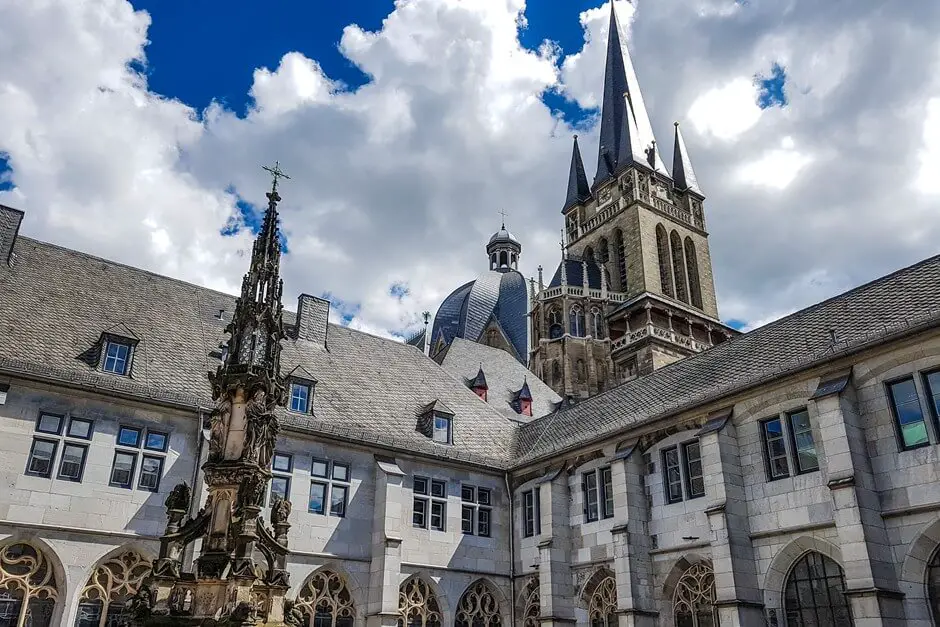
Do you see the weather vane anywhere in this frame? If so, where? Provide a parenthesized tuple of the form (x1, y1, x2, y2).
(262, 161, 291, 194)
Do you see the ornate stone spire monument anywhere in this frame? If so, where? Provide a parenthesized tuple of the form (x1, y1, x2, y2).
(136, 164, 295, 626)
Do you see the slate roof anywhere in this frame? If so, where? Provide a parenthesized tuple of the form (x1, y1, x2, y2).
(0, 236, 520, 468)
(515, 254, 940, 464)
(440, 338, 561, 422)
(548, 257, 603, 289)
(563, 136, 591, 212)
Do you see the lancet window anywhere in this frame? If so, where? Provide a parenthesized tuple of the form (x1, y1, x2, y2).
(784, 552, 853, 626)
(455, 580, 501, 627)
(613, 229, 627, 292)
(548, 308, 563, 339)
(294, 570, 355, 627)
(673, 562, 717, 627)
(0, 542, 58, 627)
(656, 225, 674, 298)
(591, 307, 604, 339)
(670, 230, 689, 304)
(521, 578, 539, 627)
(569, 306, 585, 338)
(684, 237, 703, 309)
(398, 578, 442, 627)
(75, 550, 152, 627)
(586, 573, 617, 627)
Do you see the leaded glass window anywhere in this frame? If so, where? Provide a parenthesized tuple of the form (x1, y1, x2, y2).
(397, 578, 441, 627)
(455, 581, 501, 627)
(0, 543, 59, 627)
(75, 551, 151, 627)
(673, 562, 716, 627)
(783, 552, 853, 627)
(294, 570, 355, 627)
(587, 574, 616, 627)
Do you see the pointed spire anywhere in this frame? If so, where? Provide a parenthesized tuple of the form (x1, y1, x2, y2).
(672, 122, 704, 196)
(563, 135, 591, 212)
(470, 365, 488, 390)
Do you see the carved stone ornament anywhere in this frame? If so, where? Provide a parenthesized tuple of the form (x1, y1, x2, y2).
(164, 481, 191, 513)
(271, 495, 292, 528)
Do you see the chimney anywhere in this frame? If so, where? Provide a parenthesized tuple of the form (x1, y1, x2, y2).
(0, 204, 25, 268)
(296, 294, 330, 346)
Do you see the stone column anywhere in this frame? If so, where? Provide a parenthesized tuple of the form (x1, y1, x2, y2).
(810, 375, 905, 626)
(610, 448, 656, 627)
(538, 475, 575, 627)
(698, 414, 763, 626)
(367, 458, 405, 627)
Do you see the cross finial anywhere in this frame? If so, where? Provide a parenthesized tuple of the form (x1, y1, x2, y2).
(498, 208, 508, 229)
(262, 161, 291, 194)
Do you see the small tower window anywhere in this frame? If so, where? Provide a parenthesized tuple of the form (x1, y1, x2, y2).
(569, 306, 585, 337)
(548, 308, 563, 339)
(499, 251, 508, 268)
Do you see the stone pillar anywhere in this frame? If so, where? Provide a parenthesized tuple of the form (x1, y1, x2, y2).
(698, 414, 763, 626)
(610, 448, 656, 627)
(586, 340, 597, 397)
(538, 476, 575, 627)
(810, 376, 905, 626)
(367, 458, 405, 627)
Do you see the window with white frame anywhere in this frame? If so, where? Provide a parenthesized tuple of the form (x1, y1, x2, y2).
(413, 476, 447, 531)
(522, 487, 541, 537)
(288, 380, 313, 414)
(460, 485, 492, 537)
(102, 338, 134, 375)
(662, 440, 705, 504)
(24, 413, 94, 482)
(270, 452, 293, 505)
(432, 415, 451, 444)
(109, 425, 169, 491)
(583, 466, 614, 522)
(308, 457, 350, 517)
(760, 409, 820, 480)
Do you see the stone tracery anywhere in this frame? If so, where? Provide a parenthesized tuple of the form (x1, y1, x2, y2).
(455, 580, 501, 627)
(672, 562, 716, 627)
(77, 550, 152, 627)
(398, 578, 442, 627)
(586, 573, 617, 627)
(294, 570, 355, 627)
(0, 542, 58, 627)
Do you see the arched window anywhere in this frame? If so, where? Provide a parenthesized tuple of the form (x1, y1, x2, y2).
(597, 238, 610, 264)
(656, 225, 674, 298)
(398, 578, 442, 627)
(670, 230, 689, 304)
(455, 580, 501, 627)
(521, 578, 539, 627)
(684, 238, 702, 309)
(673, 562, 716, 627)
(490, 254, 497, 270)
(548, 308, 563, 339)
(590, 307, 604, 339)
(569, 306, 585, 337)
(784, 552, 853, 626)
(551, 361, 562, 387)
(76, 550, 151, 627)
(295, 570, 355, 627)
(575, 359, 586, 383)
(0, 542, 58, 627)
(584, 247, 595, 264)
(586, 574, 617, 627)
(499, 251, 508, 268)
(613, 229, 627, 292)
(928, 546, 940, 624)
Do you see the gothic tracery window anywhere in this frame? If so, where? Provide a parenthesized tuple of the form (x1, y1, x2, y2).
(398, 578, 441, 627)
(590, 307, 604, 339)
(673, 562, 717, 627)
(784, 552, 853, 627)
(928, 546, 940, 624)
(656, 225, 674, 298)
(455, 580, 501, 627)
(76, 550, 152, 627)
(684, 237, 703, 310)
(569, 306, 585, 338)
(0, 542, 58, 627)
(521, 578, 539, 627)
(587, 574, 617, 627)
(548, 308, 563, 340)
(613, 229, 627, 293)
(295, 570, 355, 627)
(670, 230, 689, 304)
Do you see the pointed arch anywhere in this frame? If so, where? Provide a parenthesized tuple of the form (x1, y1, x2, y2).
(672, 562, 716, 627)
(579, 568, 617, 627)
(398, 576, 443, 627)
(597, 237, 610, 264)
(684, 237, 702, 309)
(519, 577, 539, 627)
(569, 305, 585, 337)
(455, 579, 502, 627)
(900, 517, 940, 625)
(584, 247, 595, 264)
(551, 361, 562, 388)
(783, 552, 853, 626)
(590, 306, 604, 339)
(0, 540, 61, 627)
(670, 230, 688, 303)
(75, 547, 153, 627)
(656, 225, 674, 298)
(763, 536, 844, 613)
(294, 568, 357, 627)
(547, 308, 563, 339)
(613, 229, 627, 292)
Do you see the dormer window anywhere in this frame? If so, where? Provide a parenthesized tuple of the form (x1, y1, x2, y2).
(433, 415, 451, 444)
(103, 340, 131, 375)
(289, 381, 312, 414)
(416, 400, 454, 445)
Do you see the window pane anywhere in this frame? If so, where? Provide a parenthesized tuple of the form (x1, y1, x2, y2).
(663, 447, 683, 502)
(270, 476, 290, 505)
(118, 427, 141, 447)
(478, 508, 491, 537)
(763, 419, 789, 478)
(903, 421, 929, 448)
(58, 443, 86, 481)
(683, 441, 705, 498)
(308, 482, 326, 514)
(523, 490, 535, 537)
(110, 452, 136, 487)
(890, 379, 928, 448)
(330, 485, 348, 517)
(584, 471, 599, 521)
(926, 371, 940, 418)
(290, 383, 309, 413)
(144, 431, 168, 451)
(27, 439, 57, 477)
(432, 416, 450, 443)
(413, 498, 427, 528)
(272, 453, 292, 473)
(311, 459, 329, 478)
(104, 342, 130, 374)
(462, 485, 475, 502)
(66, 417, 93, 439)
(139, 456, 163, 491)
(332, 463, 349, 482)
(430, 500, 445, 531)
(461, 505, 474, 534)
(431, 479, 446, 498)
(37, 414, 62, 434)
(477, 488, 491, 506)
(601, 467, 614, 518)
(414, 476, 428, 495)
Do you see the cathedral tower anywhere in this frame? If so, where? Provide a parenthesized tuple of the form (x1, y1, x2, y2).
(530, 3, 736, 399)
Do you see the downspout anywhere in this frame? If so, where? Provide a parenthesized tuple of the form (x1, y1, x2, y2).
(504, 471, 516, 627)
(182, 412, 208, 569)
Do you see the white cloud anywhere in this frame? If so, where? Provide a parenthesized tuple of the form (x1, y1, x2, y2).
(735, 136, 812, 190)
(687, 77, 763, 141)
(918, 98, 940, 194)
(249, 52, 337, 118)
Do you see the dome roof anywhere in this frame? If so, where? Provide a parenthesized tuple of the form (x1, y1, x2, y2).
(488, 226, 519, 246)
(431, 269, 528, 363)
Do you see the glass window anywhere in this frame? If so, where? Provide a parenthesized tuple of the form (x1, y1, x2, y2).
(924, 370, 940, 423)
(432, 415, 451, 444)
(414, 476, 428, 495)
(477, 508, 491, 537)
(57, 443, 87, 481)
(477, 488, 491, 506)
(600, 467, 614, 519)
(461, 485, 475, 502)
(289, 382, 310, 413)
(26, 439, 58, 477)
(332, 463, 349, 482)
(103, 341, 131, 375)
(330, 485, 348, 517)
(523, 488, 540, 537)
(311, 458, 329, 478)
(888, 378, 929, 449)
(413, 498, 427, 528)
(67, 417, 93, 440)
(271, 476, 290, 505)
(110, 451, 137, 488)
(461, 505, 474, 534)
(308, 482, 327, 515)
(784, 552, 854, 626)
(663, 446, 683, 503)
(761, 418, 790, 479)
(272, 453, 292, 473)
(788, 410, 819, 473)
(430, 500, 445, 531)
(36, 413, 62, 435)
(430, 479, 446, 498)
(117, 426, 141, 448)
(683, 441, 705, 498)
(144, 431, 168, 452)
(138, 456, 163, 492)
(583, 471, 599, 522)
